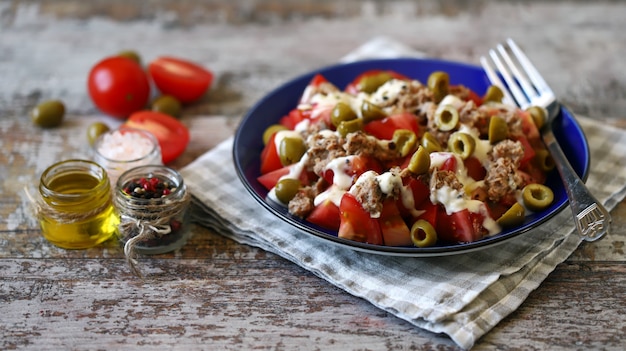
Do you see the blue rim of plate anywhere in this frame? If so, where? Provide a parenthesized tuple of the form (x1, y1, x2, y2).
(233, 58, 590, 257)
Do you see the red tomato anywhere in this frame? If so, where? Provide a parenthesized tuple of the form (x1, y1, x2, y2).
(257, 166, 291, 190)
(440, 155, 458, 172)
(378, 199, 411, 246)
(88, 56, 150, 118)
(309, 73, 329, 87)
(279, 109, 308, 130)
(321, 155, 383, 185)
(363, 113, 420, 140)
(463, 156, 487, 180)
(307, 199, 341, 231)
(259, 133, 283, 175)
(436, 208, 485, 243)
(148, 57, 213, 103)
(397, 177, 430, 218)
(338, 193, 383, 245)
(465, 88, 483, 106)
(345, 70, 410, 95)
(512, 135, 537, 168)
(416, 201, 438, 228)
(123, 111, 190, 164)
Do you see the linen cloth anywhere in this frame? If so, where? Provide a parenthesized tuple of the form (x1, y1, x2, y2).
(180, 37, 626, 349)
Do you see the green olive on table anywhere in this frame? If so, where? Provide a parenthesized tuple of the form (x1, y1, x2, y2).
(482, 85, 504, 103)
(274, 178, 301, 203)
(262, 124, 288, 145)
(358, 72, 393, 93)
(337, 118, 363, 137)
(427, 71, 449, 103)
(488, 115, 508, 144)
(151, 95, 182, 118)
(522, 183, 554, 212)
(497, 202, 525, 228)
(407, 146, 430, 175)
(331, 102, 357, 127)
(421, 132, 443, 154)
(448, 132, 476, 160)
(31, 100, 65, 128)
(361, 100, 386, 123)
(117, 50, 142, 65)
(278, 137, 306, 166)
(410, 219, 438, 247)
(87, 122, 110, 146)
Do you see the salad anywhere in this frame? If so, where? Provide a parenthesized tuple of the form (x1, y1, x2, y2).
(257, 69, 555, 247)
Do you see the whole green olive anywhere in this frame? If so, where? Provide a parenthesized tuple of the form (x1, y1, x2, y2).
(360, 100, 386, 123)
(392, 129, 417, 157)
(434, 105, 459, 132)
(337, 118, 363, 137)
(278, 137, 306, 166)
(410, 219, 438, 247)
(151, 95, 182, 118)
(496, 202, 525, 228)
(87, 122, 110, 146)
(31, 100, 65, 128)
(522, 183, 554, 212)
(358, 72, 393, 93)
(262, 124, 288, 145)
(448, 132, 476, 160)
(117, 50, 142, 65)
(427, 71, 449, 103)
(526, 106, 547, 130)
(407, 146, 430, 175)
(331, 102, 357, 127)
(482, 85, 504, 103)
(421, 132, 443, 154)
(488, 115, 508, 144)
(274, 178, 301, 204)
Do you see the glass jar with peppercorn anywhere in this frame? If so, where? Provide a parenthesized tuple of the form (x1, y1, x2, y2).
(113, 165, 192, 269)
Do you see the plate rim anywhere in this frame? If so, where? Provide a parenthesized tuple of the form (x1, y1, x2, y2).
(232, 57, 591, 257)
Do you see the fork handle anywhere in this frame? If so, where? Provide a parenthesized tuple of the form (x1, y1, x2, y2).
(542, 128, 611, 242)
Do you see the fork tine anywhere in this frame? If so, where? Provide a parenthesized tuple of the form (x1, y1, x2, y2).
(506, 38, 554, 95)
(496, 43, 539, 101)
(479, 56, 514, 106)
(488, 47, 530, 108)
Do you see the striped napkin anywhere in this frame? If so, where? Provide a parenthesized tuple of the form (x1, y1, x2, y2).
(180, 38, 626, 349)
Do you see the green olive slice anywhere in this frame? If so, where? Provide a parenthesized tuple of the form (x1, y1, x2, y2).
(534, 149, 555, 172)
(278, 137, 306, 166)
(262, 124, 288, 145)
(274, 178, 301, 204)
(434, 105, 459, 132)
(448, 132, 476, 160)
(482, 85, 504, 103)
(427, 71, 449, 103)
(526, 106, 547, 130)
(31, 100, 65, 128)
(421, 132, 443, 154)
(151, 95, 182, 118)
(488, 116, 508, 144)
(337, 119, 364, 137)
(407, 146, 430, 175)
(496, 202, 526, 228)
(392, 129, 417, 157)
(410, 219, 438, 247)
(358, 72, 393, 93)
(87, 122, 110, 146)
(331, 102, 357, 127)
(522, 183, 554, 211)
(361, 100, 387, 123)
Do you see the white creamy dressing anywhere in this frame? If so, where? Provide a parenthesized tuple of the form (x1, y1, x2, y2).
(367, 79, 408, 105)
(457, 123, 492, 168)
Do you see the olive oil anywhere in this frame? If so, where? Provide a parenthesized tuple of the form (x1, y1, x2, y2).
(39, 160, 119, 249)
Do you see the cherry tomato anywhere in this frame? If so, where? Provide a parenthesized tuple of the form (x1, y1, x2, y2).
(123, 111, 190, 164)
(148, 57, 213, 103)
(87, 56, 150, 119)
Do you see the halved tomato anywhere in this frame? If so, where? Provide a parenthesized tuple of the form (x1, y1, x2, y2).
(148, 56, 213, 103)
(123, 111, 190, 164)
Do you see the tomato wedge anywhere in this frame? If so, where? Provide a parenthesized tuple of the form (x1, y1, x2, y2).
(378, 199, 411, 246)
(363, 113, 420, 141)
(148, 57, 213, 103)
(307, 199, 341, 231)
(338, 193, 383, 245)
(123, 111, 190, 164)
(259, 133, 283, 175)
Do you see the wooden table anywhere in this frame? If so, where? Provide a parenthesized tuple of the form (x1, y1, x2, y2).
(2, 1, 625, 350)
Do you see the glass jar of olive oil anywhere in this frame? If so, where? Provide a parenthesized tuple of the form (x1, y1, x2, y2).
(38, 159, 119, 249)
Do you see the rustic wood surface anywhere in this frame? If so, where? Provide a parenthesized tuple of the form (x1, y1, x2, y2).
(2, 1, 625, 350)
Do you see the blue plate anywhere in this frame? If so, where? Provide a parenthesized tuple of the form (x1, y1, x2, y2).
(233, 58, 590, 256)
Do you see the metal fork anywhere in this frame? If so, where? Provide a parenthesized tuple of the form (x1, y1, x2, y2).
(480, 38, 610, 242)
